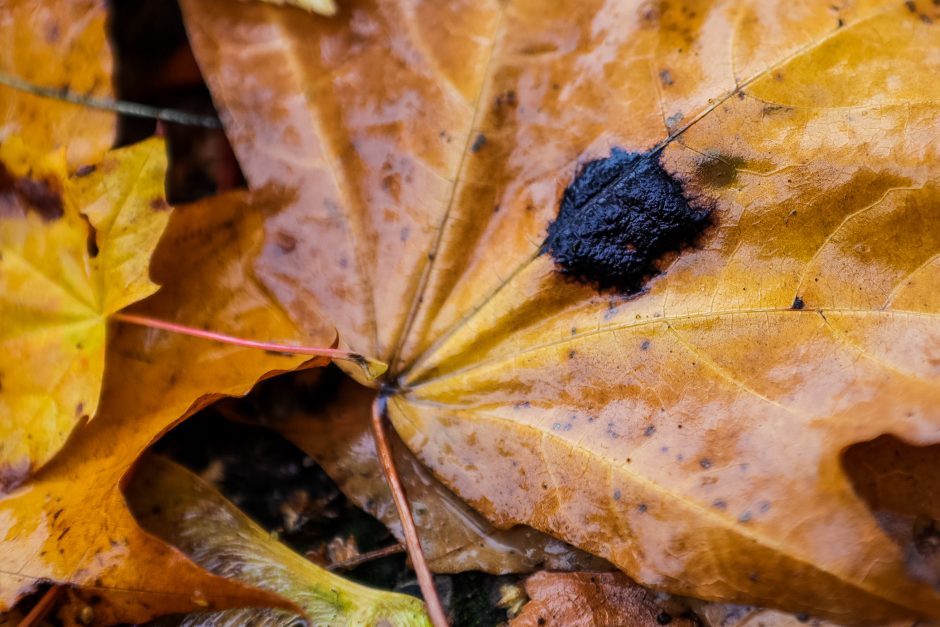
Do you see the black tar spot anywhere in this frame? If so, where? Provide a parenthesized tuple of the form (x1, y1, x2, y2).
(544, 148, 711, 293)
(791, 295, 805, 310)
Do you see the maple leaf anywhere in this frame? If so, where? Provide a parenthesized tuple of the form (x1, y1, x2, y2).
(0, 188, 336, 624)
(127, 454, 431, 626)
(181, 0, 940, 621)
(0, 137, 170, 489)
(0, 0, 115, 168)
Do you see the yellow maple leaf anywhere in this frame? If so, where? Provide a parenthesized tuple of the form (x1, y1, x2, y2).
(0, 137, 170, 489)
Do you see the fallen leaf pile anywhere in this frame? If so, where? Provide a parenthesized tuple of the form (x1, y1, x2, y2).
(2, 0, 940, 624)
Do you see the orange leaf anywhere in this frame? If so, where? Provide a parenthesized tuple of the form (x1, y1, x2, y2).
(181, 0, 940, 621)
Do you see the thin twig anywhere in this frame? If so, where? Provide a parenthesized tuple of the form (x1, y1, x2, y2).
(325, 543, 406, 571)
(371, 396, 449, 627)
(0, 71, 222, 128)
(112, 313, 373, 374)
(18, 585, 63, 627)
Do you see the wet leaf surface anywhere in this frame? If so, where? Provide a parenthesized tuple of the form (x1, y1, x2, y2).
(0, 188, 334, 622)
(180, 0, 940, 620)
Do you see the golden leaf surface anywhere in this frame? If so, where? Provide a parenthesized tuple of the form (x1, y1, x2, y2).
(181, 0, 940, 620)
(0, 188, 334, 623)
(0, 0, 116, 169)
(128, 454, 431, 627)
(0, 138, 170, 489)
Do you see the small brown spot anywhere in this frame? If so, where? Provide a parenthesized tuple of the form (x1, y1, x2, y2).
(697, 154, 745, 187)
(75, 164, 96, 177)
(275, 231, 297, 253)
(149, 198, 170, 211)
(699, 458, 712, 469)
(905, 0, 917, 12)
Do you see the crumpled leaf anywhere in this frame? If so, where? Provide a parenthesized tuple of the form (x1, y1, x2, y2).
(0, 188, 334, 624)
(0, 137, 170, 489)
(511, 571, 694, 627)
(181, 0, 940, 620)
(128, 454, 431, 627)
(267, 375, 609, 574)
(0, 0, 115, 168)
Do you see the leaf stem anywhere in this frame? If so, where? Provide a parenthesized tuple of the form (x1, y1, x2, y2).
(112, 312, 386, 379)
(325, 542, 406, 572)
(371, 396, 449, 627)
(0, 71, 222, 128)
(18, 585, 63, 627)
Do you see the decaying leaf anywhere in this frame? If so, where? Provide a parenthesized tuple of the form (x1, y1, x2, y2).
(129, 454, 431, 627)
(267, 375, 609, 574)
(181, 0, 940, 621)
(0, 0, 115, 168)
(0, 138, 170, 489)
(0, 188, 334, 624)
(511, 571, 694, 627)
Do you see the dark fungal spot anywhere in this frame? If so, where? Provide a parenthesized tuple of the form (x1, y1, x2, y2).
(791, 295, 805, 310)
(0, 163, 64, 221)
(699, 458, 712, 469)
(544, 148, 711, 293)
(656, 612, 673, 625)
(658, 69, 674, 86)
(470, 133, 487, 153)
(75, 164, 96, 177)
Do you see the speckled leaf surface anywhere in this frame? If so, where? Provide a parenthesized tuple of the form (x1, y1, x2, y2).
(272, 376, 608, 575)
(181, 0, 940, 620)
(0, 189, 334, 623)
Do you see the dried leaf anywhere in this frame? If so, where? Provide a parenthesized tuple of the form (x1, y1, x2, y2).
(511, 571, 694, 627)
(0, 0, 115, 168)
(128, 454, 431, 627)
(182, 0, 940, 620)
(0, 138, 170, 489)
(271, 376, 609, 574)
(0, 188, 334, 623)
